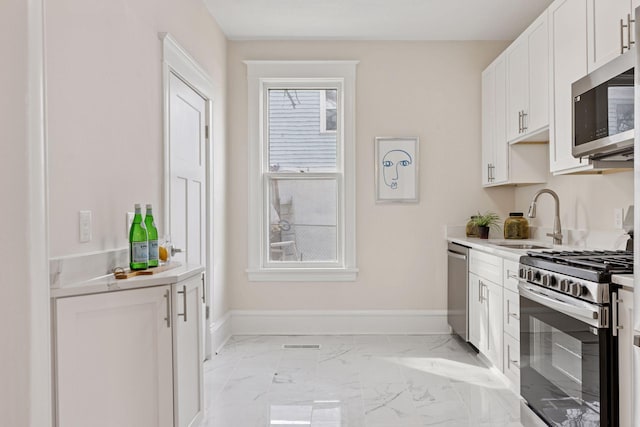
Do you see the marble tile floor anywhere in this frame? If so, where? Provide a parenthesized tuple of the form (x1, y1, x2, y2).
(198, 334, 524, 427)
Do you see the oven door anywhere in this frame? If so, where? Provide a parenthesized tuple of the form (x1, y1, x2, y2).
(518, 283, 617, 426)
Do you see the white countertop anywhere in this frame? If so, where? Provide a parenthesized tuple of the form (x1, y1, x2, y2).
(448, 236, 558, 261)
(51, 263, 205, 298)
(448, 236, 634, 290)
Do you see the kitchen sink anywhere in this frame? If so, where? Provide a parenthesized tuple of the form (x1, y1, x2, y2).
(494, 243, 551, 250)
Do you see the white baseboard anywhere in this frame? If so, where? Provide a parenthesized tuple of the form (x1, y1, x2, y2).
(210, 311, 232, 354)
(229, 309, 449, 335)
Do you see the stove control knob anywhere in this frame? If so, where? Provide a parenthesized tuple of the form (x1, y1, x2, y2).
(571, 283, 584, 297)
(560, 279, 570, 292)
(526, 270, 533, 281)
(542, 274, 550, 287)
(519, 268, 526, 279)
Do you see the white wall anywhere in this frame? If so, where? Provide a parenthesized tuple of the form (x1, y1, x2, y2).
(45, 0, 230, 319)
(1, 1, 32, 424)
(227, 40, 514, 311)
(514, 170, 634, 244)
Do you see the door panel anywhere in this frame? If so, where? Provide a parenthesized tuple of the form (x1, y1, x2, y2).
(168, 72, 206, 267)
(56, 286, 173, 427)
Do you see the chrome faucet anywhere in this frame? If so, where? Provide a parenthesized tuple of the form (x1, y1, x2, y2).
(527, 189, 563, 245)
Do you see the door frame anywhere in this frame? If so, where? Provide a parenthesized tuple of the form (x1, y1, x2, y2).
(161, 33, 215, 358)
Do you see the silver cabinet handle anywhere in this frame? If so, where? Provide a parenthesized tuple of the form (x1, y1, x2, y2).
(177, 285, 187, 322)
(628, 14, 635, 48)
(621, 18, 626, 54)
(163, 289, 171, 328)
(518, 111, 522, 133)
(201, 273, 206, 304)
(612, 292, 623, 337)
(478, 280, 483, 303)
(522, 111, 528, 132)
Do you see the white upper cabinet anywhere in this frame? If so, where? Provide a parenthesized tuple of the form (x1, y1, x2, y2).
(587, 0, 634, 73)
(482, 54, 509, 186)
(549, 0, 593, 174)
(506, 12, 550, 143)
(482, 54, 547, 187)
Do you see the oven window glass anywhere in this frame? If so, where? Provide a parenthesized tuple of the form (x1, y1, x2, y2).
(520, 295, 614, 426)
(530, 318, 584, 397)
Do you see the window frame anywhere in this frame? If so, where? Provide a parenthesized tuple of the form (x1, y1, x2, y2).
(245, 61, 359, 282)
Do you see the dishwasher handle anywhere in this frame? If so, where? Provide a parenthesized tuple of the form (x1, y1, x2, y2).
(447, 250, 467, 261)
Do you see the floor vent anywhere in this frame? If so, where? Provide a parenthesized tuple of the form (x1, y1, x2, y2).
(282, 344, 321, 349)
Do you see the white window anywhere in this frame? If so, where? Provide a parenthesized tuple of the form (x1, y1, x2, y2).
(246, 61, 358, 281)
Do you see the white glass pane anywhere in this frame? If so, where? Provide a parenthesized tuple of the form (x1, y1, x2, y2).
(268, 89, 338, 172)
(268, 179, 337, 263)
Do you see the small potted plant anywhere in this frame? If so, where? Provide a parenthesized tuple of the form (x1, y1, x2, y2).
(471, 211, 501, 239)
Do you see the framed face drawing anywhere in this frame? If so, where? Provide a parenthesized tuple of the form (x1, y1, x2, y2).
(374, 137, 419, 203)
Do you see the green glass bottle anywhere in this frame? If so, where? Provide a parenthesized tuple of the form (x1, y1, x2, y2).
(129, 204, 148, 270)
(144, 204, 159, 268)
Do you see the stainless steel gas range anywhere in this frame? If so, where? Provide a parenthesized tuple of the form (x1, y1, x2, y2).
(517, 250, 633, 426)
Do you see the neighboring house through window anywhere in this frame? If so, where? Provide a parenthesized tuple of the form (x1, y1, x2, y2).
(245, 61, 358, 281)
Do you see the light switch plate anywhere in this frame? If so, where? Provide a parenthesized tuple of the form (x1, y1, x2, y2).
(614, 208, 624, 229)
(79, 210, 92, 243)
(126, 212, 134, 238)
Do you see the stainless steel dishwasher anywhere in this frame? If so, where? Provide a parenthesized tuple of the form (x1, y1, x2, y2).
(447, 242, 469, 341)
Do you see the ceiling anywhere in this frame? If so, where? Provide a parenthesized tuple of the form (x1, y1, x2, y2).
(204, 0, 554, 41)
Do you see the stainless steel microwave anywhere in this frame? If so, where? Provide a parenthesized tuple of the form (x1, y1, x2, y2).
(572, 51, 634, 161)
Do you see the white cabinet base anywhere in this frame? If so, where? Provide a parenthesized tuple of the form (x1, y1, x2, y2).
(55, 286, 174, 427)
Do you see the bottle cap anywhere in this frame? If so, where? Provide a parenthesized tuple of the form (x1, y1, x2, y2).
(134, 203, 141, 209)
(146, 204, 152, 210)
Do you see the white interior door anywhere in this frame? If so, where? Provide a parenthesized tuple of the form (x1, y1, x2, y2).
(167, 70, 210, 358)
(168, 72, 206, 267)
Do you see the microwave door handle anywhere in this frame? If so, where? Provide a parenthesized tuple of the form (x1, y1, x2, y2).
(628, 14, 635, 48)
(518, 282, 601, 328)
(622, 17, 626, 54)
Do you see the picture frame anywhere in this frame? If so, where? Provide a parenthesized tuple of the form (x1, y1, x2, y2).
(374, 136, 419, 203)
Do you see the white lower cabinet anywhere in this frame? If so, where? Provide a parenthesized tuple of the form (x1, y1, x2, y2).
(173, 275, 205, 427)
(54, 274, 204, 427)
(616, 288, 633, 427)
(468, 249, 521, 392)
(468, 270, 503, 370)
(503, 332, 520, 392)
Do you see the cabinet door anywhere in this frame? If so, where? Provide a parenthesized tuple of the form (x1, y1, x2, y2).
(173, 275, 204, 427)
(493, 55, 509, 184)
(549, 0, 590, 174)
(482, 65, 495, 186)
(616, 289, 634, 427)
(507, 39, 528, 142)
(503, 332, 520, 392)
(503, 289, 520, 341)
(484, 280, 504, 371)
(56, 286, 174, 427)
(527, 13, 549, 134)
(468, 273, 483, 349)
(587, 0, 632, 73)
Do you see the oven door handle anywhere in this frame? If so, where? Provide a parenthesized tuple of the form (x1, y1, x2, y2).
(518, 282, 605, 328)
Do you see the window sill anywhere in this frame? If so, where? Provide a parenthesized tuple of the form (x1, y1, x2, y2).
(247, 267, 359, 282)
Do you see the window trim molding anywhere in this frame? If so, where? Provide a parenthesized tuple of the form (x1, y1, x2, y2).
(245, 60, 359, 282)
